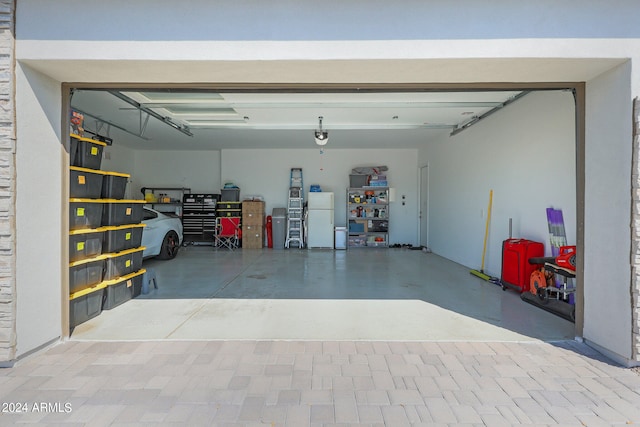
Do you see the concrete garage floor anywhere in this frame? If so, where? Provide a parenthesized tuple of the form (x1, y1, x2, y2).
(71, 247, 575, 342)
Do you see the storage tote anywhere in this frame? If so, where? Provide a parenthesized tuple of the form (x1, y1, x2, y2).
(69, 283, 106, 330)
(71, 135, 106, 169)
(70, 199, 104, 230)
(69, 256, 106, 294)
(102, 224, 145, 253)
(69, 227, 105, 262)
(70, 166, 104, 199)
(349, 174, 369, 188)
(102, 269, 146, 310)
(101, 200, 145, 226)
(103, 247, 145, 281)
(221, 188, 240, 201)
(101, 170, 130, 199)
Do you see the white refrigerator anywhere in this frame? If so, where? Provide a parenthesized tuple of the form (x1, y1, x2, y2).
(306, 192, 334, 248)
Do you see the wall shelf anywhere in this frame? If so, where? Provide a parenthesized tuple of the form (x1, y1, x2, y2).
(347, 187, 389, 248)
(140, 187, 191, 216)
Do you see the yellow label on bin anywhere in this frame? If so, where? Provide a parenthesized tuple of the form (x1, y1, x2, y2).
(78, 175, 86, 185)
(125, 259, 131, 268)
(126, 207, 132, 215)
(126, 279, 132, 288)
(125, 232, 131, 240)
(77, 242, 85, 251)
(77, 207, 85, 217)
(91, 147, 98, 156)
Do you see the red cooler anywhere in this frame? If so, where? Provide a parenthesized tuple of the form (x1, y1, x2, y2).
(501, 239, 544, 293)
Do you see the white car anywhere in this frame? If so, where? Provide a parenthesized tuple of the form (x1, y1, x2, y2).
(141, 207, 183, 259)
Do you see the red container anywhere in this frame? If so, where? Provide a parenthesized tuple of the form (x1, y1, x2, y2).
(501, 238, 544, 293)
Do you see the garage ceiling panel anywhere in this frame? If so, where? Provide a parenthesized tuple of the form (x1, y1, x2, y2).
(70, 88, 532, 149)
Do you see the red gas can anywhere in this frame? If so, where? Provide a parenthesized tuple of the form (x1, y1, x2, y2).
(501, 238, 544, 293)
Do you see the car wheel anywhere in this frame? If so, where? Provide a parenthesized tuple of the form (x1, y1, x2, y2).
(157, 231, 180, 260)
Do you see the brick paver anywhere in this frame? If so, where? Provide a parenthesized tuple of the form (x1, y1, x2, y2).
(0, 340, 638, 425)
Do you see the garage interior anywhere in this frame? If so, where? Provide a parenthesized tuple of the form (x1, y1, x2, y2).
(66, 86, 578, 342)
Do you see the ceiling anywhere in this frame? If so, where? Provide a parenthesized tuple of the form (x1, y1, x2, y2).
(70, 88, 533, 150)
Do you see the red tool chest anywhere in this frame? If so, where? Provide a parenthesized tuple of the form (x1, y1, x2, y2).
(501, 239, 544, 293)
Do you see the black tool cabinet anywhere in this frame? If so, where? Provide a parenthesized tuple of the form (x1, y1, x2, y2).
(182, 193, 219, 244)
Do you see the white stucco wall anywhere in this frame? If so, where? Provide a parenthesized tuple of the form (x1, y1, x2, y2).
(105, 146, 419, 244)
(131, 150, 222, 197)
(13, 1, 636, 87)
(14, 0, 640, 42)
(418, 90, 576, 278)
(221, 149, 419, 246)
(583, 62, 633, 360)
(15, 64, 63, 356)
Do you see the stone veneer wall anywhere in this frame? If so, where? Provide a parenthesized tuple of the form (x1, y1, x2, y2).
(0, 0, 14, 363)
(634, 98, 640, 362)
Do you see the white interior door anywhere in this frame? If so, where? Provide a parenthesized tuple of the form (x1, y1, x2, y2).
(420, 165, 429, 247)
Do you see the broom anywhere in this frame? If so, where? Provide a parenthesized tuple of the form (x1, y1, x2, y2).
(470, 189, 493, 281)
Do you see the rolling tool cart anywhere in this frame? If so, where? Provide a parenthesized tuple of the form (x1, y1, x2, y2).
(182, 193, 218, 244)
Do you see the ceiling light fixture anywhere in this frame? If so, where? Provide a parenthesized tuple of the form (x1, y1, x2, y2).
(314, 116, 328, 146)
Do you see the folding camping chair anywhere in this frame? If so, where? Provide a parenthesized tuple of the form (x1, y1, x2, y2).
(214, 216, 240, 250)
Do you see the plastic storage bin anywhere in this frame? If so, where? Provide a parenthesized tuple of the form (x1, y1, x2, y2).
(69, 283, 106, 330)
(348, 235, 367, 247)
(217, 201, 242, 217)
(349, 222, 366, 232)
(367, 235, 388, 247)
(103, 247, 145, 281)
(72, 135, 106, 169)
(102, 269, 146, 310)
(221, 188, 240, 201)
(70, 199, 104, 230)
(131, 269, 145, 298)
(101, 171, 130, 199)
(349, 174, 369, 188)
(102, 224, 145, 253)
(70, 166, 104, 199)
(69, 134, 80, 166)
(368, 220, 388, 232)
(69, 256, 106, 294)
(69, 227, 105, 262)
(101, 200, 145, 226)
